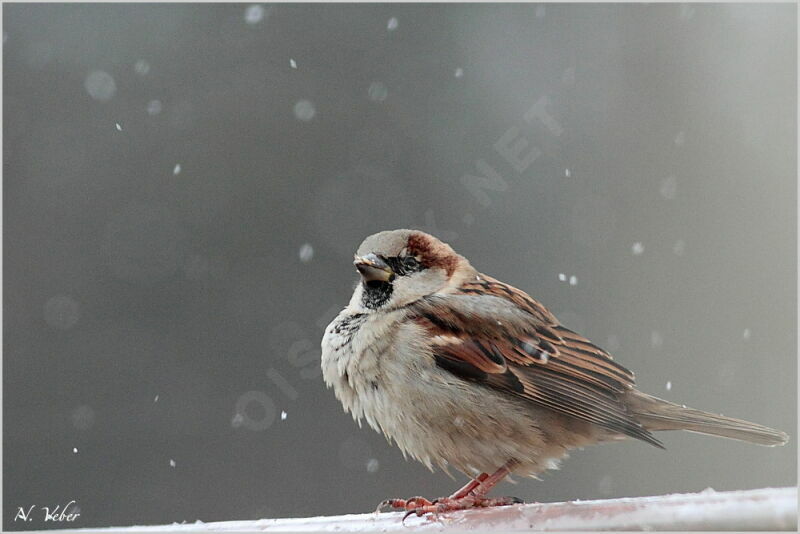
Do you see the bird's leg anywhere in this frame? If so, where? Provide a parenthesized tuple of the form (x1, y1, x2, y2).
(403, 461, 523, 519)
(447, 472, 489, 500)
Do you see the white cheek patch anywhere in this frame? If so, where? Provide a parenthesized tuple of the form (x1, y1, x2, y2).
(391, 268, 448, 303)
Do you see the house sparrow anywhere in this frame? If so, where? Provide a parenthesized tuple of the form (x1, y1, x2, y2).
(320, 229, 788, 517)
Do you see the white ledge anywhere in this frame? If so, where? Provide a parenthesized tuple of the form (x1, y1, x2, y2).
(72, 486, 796, 532)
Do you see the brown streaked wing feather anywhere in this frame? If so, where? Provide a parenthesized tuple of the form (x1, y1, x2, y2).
(457, 275, 557, 324)
(453, 275, 636, 389)
(411, 278, 663, 448)
(432, 336, 507, 375)
(421, 276, 635, 390)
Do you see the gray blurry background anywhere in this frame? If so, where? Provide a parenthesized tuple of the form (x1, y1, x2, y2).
(3, 3, 796, 530)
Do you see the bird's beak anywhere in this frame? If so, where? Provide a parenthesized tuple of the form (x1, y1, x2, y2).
(354, 253, 394, 283)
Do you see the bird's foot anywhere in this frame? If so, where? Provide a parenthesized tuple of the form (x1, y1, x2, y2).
(411, 494, 523, 519)
(378, 494, 523, 520)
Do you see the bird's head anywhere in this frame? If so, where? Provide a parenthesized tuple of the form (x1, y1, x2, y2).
(350, 229, 467, 311)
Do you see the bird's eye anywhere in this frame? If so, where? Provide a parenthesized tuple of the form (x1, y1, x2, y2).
(384, 255, 424, 276)
(403, 256, 420, 270)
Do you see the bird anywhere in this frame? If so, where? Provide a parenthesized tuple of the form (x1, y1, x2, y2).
(320, 229, 788, 518)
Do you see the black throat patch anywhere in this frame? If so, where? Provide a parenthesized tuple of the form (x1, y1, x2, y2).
(361, 280, 393, 309)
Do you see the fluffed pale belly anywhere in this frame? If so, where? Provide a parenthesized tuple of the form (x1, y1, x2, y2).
(322, 311, 601, 478)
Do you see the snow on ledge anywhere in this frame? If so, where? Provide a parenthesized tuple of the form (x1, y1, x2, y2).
(71, 486, 796, 532)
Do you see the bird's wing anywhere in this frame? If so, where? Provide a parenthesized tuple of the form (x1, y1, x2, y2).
(409, 275, 663, 448)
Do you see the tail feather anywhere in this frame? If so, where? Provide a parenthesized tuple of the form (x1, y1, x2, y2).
(629, 392, 789, 447)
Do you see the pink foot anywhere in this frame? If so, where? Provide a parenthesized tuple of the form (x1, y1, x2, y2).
(403, 494, 523, 519)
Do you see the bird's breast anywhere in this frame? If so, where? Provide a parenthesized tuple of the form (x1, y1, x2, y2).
(321, 309, 412, 429)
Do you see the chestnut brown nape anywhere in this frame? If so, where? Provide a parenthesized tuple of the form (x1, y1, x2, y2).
(406, 232, 459, 277)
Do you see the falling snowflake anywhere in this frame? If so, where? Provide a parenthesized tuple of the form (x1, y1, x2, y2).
(631, 242, 644, 255)
(147, 100, 163, 116)
(666, 381, 672, 391)
(367, 82, 388, 102)
(115, 123, 122, 131)
(454, 67, 464, 78)
(293, 100, 316, 122)
(289, 58, 297, 69)
(298, 243, 314, 263)
(245, 5, 265, 24)
(387, 17, 398, 31)
(169, 459, 176, 467)
(280, 411, 287, 421)
(133, 59, 150, 76)
(569, 275, 578, 286)
(173, 164, 181, 175)
(84, 70, 116, 102)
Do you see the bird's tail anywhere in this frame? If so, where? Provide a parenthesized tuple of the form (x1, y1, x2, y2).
(629, 392, 789, 447)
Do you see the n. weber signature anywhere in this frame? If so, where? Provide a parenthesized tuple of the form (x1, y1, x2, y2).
(14, 501, 80, 523)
